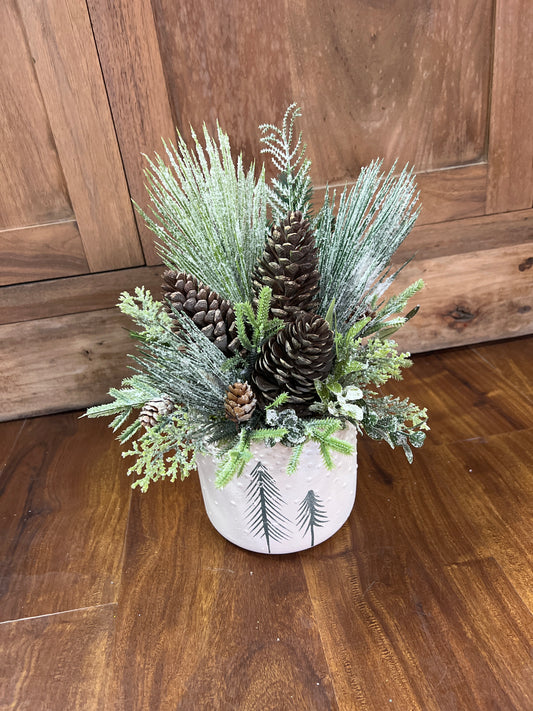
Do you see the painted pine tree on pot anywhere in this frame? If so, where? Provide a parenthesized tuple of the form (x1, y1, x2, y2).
(87, 104, 429, 553)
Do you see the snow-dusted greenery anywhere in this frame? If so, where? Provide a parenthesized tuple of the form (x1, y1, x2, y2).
(137, 124, 268, 304)
(314, 162, 420, 332)
(259, 103, 313, 222)
(87, 105, 429, 491)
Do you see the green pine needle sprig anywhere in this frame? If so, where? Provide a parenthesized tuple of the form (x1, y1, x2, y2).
(314, 160, 420, 332)
(137, 123, 268, 303)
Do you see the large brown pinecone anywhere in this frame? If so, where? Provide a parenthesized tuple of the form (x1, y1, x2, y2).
(251, 313, 334, 415)
(252, 211, 320, 321)
(224, 382, 257, 423)
(139, 396, 175, 429)
(162, 270, 240, 356)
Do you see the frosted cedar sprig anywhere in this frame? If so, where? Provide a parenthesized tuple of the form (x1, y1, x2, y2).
(259, 103, 312, 220)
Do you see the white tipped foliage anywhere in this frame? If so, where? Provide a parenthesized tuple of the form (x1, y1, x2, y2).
(314, 160, 420, 332)
(139, 124, 268, 303)
(259, 103, 312, 221)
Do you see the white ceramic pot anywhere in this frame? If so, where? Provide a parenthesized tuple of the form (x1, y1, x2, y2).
(196, 425, 357, 554)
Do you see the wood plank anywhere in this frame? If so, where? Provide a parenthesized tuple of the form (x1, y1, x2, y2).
(393, 242, 533, 353)
(0, 420, 25, 474)
(302, 426, 533, 710)
(0, 265, 163, 325)
(86, 0, 177, 266)
(17, 0, 144, 271)
(0, 220, 88, 286)
(473, 336, 533, 401)
(356, 428, 533, 609)
(487, 0, 533, 212)
(2, 208, 531, 323)
(396, 208, 533, 262)
(0, 412, 131, 621)
(379, 343, 533, 446)
(0, 1, 72, 229)
(0, 604, 115, 710)
(443, 559, 533, 709)
(2, 250, 532, 420)
(155, 0, 492, 178)
(0, 309, 134, 421)
(108, 478, 337, 710)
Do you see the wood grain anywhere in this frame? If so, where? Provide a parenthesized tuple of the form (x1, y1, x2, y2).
(487, 0, 533, 212)
(153, 0, 492, 178)
(379, 345, 533, 446)
(0, 220, 88, 286)
(16, 0, 144, 271)
(302, 429, 533, 710)
(2, 234, 532, 420)
(108, 479, 336, 710)
(0, 605, 115, 710)
(86, 0, 177, 265)
(0, 412, 131, 621)
(392, 242, 533, 353)
(313, 163, 488, 227)
(0, 265, 163, 325)
(0, 336, 532, 709)
(0, 309, 135, 422)
(0, 1, 72, 230)
(473, 336, 533, 401)
(396, 208, 533, 262)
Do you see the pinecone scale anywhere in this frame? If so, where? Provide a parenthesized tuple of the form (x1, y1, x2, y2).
(162, 270, 241, 355)
(252, 211, 320, 321)
(224, 382, 257, 423)
(251, 313, 334, 415)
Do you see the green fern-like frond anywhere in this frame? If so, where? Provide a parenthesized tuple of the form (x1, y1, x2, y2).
(260, 104, 312, 221)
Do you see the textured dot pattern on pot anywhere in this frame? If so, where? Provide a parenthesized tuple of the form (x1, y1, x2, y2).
(196, 424, 358, 554)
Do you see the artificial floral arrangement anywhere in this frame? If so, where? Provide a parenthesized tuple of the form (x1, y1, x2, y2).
(87, 105, 429, 493)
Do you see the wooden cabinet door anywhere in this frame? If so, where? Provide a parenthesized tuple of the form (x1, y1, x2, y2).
(0, 0, 144, 287)
(92, 0, 531, 351)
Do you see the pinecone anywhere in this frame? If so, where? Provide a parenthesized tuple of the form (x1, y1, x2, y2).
(162, 270, 240, 355)
(252, 211, 320, 321)
(251, 313, 334, 415)
(139, 396, 175, 429)
(224, 382, 257, 423)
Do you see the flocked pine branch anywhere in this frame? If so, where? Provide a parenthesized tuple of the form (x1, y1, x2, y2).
(314, 160, 420, 333)
(137, 123, 268, 304)
(260, 104, 313, 221)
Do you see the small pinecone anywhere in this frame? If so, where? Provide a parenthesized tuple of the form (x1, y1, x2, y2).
(139, 396, 175, 429)
(251, 313, 334, 415)
(224, 382, 257, 423)
(252, 211, 320, 321)
(162, 270, 240, 355)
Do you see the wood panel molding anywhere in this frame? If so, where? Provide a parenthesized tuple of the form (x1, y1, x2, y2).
(0, 1, 72, 229)
(86, 0, 177, 265)
(0, 265, 163, 325)
(16, 0, 144, 271)
(487, 0, 533, 213)
(0, 220, 88, 286)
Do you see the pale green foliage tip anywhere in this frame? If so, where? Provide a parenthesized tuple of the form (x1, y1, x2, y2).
(137, 123, 268, 304)
(314, 161, 420, 333)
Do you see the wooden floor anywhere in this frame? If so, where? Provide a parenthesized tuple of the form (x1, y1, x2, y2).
(1, 336, 532, 710)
